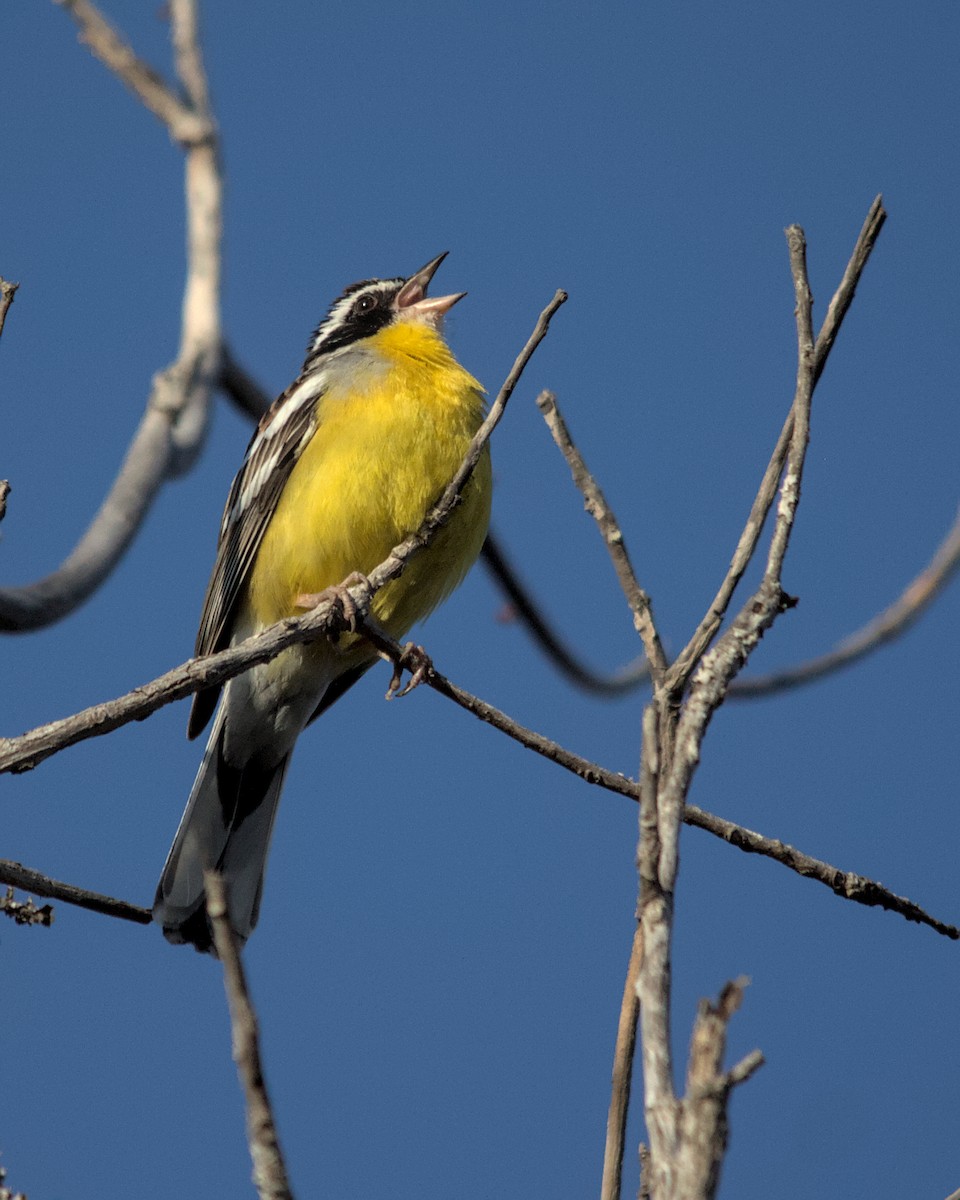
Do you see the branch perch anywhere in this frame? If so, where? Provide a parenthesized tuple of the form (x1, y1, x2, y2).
(218, 349, 650, 699)
(0, 291, 565, 774)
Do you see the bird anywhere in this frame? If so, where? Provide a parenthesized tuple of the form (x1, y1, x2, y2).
(154, 253, 492, 953)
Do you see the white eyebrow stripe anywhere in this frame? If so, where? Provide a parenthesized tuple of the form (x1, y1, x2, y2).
(306, 278, 403, 357)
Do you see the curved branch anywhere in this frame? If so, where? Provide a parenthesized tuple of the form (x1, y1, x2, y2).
(480, 534, 649, 696)
(219, 343, 272, 421)
(731, 506, 960, 697)
(0, 0, 222, 632)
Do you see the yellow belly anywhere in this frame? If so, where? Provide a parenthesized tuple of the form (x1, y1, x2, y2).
(244, 325, 491, 647)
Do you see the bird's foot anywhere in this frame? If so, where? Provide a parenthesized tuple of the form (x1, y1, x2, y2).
(295, 572, 370, 634)
(386, 642, 433, 700)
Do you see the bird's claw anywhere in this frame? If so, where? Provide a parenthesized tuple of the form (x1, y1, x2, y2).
(295, 572, 370, 634)
(386, 642, 433, 700)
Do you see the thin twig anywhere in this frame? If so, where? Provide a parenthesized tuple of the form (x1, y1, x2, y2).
(536, 390, 668, 684)
(666, 196, 887, 693)
(655, 224, 820, 902)
(0, 2, 222, 632)
(723, 1049, 765, 1091)
(1, 888, 54, 927)
(682, 805, 959, 939)
(0, 858, 152, 924)
(600, 923, 644, 1200)
(357, 616, 638, 795)
(55, 0, 212, 144)
(812, 196, 887, 387)
(732, 506, 960, 696)
(169, 0, 212, 118)
(0, 277, 18, 342)
(763, 224, 815, 582)
(206, 873, 294, 1200)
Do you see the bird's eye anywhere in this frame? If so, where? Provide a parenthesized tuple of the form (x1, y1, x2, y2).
(354, 292, 379, 315)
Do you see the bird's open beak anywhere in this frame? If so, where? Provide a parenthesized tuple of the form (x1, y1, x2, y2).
(394, 252, 466, 322)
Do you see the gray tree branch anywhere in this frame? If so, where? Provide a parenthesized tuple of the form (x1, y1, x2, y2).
(0, 0, 222, 632)
(206, 872, 295, 1200)
(628, 203, 885, 1200)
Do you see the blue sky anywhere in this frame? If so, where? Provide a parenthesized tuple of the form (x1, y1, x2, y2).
(2, 2, 959, 1197)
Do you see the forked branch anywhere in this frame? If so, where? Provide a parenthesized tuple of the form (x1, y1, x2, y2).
(0, 0, 223, 632)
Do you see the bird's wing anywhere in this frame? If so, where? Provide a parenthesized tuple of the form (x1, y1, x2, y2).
(188, 373, 323, 739)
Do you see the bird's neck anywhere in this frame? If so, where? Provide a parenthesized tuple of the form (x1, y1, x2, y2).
(368, 320, 461, 371)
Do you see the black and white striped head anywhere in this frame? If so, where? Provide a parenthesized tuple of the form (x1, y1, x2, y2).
(303, 252, 464, 369)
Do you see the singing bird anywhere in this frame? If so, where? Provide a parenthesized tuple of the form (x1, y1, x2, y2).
(154, 254, 491, 952)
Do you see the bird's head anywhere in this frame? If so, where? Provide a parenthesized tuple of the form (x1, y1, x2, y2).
(305, 252, 464, 365)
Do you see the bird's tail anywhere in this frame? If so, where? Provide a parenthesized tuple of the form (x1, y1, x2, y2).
(153, 707, 291, 954)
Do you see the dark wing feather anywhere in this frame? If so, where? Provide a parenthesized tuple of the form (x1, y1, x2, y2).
(188, 375, 323, 739)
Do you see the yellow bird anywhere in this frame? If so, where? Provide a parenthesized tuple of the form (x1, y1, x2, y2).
(154, 253, 491, 952)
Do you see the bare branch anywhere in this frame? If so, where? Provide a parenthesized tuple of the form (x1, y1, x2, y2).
(0, 1162, 28, 1200)
(481, 533, 649, 696)
(3, 622, 954, 943)
(636, 702, 679, 1195)
(812, 195, 887, 387)
(0, 408, 173, 630)
(732, 506, 960, 697)
(0, 3, 223, 632)
(723, 1049, 765, 1090)
(636, 204, 887, 1197)
(55, 0, 212, 144)
(536, 389, 668, 684)
(357, 616, 639, 795)
(667, 196, 887, 693)
(206, 873, 294, 1200)
(0, 858, 151, 924)
(601, 924, 643, 1200)
(219, 343, 272, 420)
(657, 220, 819, 901)
(0, 277, 18, 341)
(763, 223, 815, 582)
(681, 805, 959, 939)
(169, 0, 212, 119)
(1, 887, 54, 927)
(673, 980, 761, 1199)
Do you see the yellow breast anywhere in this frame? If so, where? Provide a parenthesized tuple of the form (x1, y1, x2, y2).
(245, 321, 492, 643)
